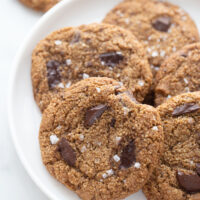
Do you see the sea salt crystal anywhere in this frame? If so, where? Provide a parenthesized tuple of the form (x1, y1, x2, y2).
(79, 134, 84, 141)
(81, 145, 87, 153)
(82, 73, 90, 79)
(124, 18, 130, 24)
(66, 59, 72, 66)
(152, 126, 158, 131)
(50, 135, 59, 145)
(123, 107, 130, 115)
(54, 40, 62, 45)
(152, 51, 159, 57)
(113, 155, 120, 162)
(66, 82, 71, 88)
(116, 136, 121, 143)
(138, 80, 144, 87)
(58, 82, 64, 88)
(160, 50, 166, 57)
(134, 162, 141, 169)
(106, 169, 114, 176)
(96, 87, 101, 93)
(184, 78, 188, 85)
(167, 95, 172, 99)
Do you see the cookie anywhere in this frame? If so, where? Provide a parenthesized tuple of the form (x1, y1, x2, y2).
(143, 92, 200, 200)
(103, 0, 199, 77)
(39, 77, 163, 200)
(19, 0, 60, 12)
(31, 23, 152, 112)
(155, 43, 200, 106)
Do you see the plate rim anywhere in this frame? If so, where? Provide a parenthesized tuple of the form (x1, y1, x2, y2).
(8, 0, 75, 199)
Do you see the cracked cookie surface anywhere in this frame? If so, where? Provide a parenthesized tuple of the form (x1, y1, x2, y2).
(155, 43, 200, 106)
(143, 92, 200, 200)
(32, 23, 152, 112)
(39, 77, 163, 200)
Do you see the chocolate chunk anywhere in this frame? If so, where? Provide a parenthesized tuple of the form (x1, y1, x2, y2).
(196, 164, 200, 176)
(172, 103, 200, 116)
(120, 140, 136, 169)
(180, 52, 188, 58)
(46, 60, 61, 89)
(58, 138, 76, 167)
(110, 118, 116, 128)
(84, 104, 108, 128)
(100, 52, 124, 67)
(177, 171, 200, 193)
(152, 16, 171, 32)
(70, 31, 81, 44)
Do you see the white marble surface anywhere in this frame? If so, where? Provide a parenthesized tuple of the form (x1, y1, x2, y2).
(0, 0, 48, 199)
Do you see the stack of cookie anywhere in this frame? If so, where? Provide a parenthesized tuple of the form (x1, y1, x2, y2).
(31, 0, 200, 199)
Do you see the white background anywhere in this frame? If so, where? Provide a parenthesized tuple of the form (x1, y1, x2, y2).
(0, 0, 48, 199)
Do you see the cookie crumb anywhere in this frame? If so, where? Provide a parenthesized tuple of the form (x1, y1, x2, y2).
(188, 117, 195, 124)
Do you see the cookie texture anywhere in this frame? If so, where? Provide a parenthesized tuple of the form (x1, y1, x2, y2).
(143, 92, 200, 200)
(155, 43, 200, 106)
(103, 0, 199, 77)
(39, 77, 163, 200)
(32, 23, 152, 112)
(19, 0, 60, 12)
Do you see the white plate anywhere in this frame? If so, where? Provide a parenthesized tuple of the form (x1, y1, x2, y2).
(8, 0, 200, 199)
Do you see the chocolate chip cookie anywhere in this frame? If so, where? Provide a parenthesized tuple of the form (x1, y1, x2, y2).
(103, 0, 199, 77)
(19, 0, 60, 12)
(31, 23, 152, 112)
(39, 77, 163, 200)
(155, 43, 200, 106)
(143, 92, 200, 200)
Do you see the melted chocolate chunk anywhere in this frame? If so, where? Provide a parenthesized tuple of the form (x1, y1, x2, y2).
(177, 171, 200, 193)
(110, 118, 116, 128)
(196, 164, 200, 176)
(172, 103, 200, 116)
(152, 16, 171, 32)
(58, 138, 76, 167)
(120, 140, 136, 169)
(84, 104, 108, 128)
(100, 52, 124, 67)
(46, 60, 61, 89)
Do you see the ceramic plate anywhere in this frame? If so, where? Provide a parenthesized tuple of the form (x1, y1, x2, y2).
(8, 0, 200, 199)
